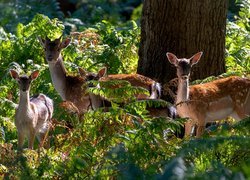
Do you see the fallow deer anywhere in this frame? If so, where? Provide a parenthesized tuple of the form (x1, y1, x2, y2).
(39, 37, 161, 114)
(10, 70, 53, 150)
(166, 52, 250, 137)
(39, 37, 107, 115)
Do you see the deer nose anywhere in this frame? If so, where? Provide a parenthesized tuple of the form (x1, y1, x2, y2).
(47, 55, 54, 61)
(181, 75, 188, 80)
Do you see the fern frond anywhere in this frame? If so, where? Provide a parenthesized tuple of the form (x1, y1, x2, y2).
(88, 80, 150, 103)
(232, 116, 250, 128)
(124, 99, 172, 118)
(99, 79, 132, 88)
(231, 116, 250, 135)
(180, 136, 250, 156)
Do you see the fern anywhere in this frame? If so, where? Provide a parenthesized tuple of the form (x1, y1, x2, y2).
(88, 79, 149, 103)
(231, 116, 250, 135)
(226, 0, 250, 74)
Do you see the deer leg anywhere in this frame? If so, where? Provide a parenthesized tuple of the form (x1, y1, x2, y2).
(17, 131, 25, 151)
(193, 112, 206, 138)
(196, 124, 206, 138)
(28, 130, 36, 149)
(184, 120, 194, 137)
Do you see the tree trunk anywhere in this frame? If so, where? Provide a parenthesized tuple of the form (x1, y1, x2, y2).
(138, 0, 228, 85)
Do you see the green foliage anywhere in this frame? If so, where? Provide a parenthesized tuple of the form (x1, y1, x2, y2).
(71, 0, 142, 25)
(131, 3, 143, 23)
(226, 0, 250, 74)
(0, 14, 64, 78)
(94, 20, 140, 74)
(157, 119, 250, 179)
(17, 14, 64, 40)
(63, 20, 140, 74)
(0, 0, 63, 33)
(72, 0, 122, 25)
(89, 80, 149, 103)
(181, 135, 250, 179)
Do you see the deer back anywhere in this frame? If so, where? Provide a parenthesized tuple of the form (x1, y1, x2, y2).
(31, 94, 53, 120)
(99, 73, 161, 99)
(189, 76, 250, 105)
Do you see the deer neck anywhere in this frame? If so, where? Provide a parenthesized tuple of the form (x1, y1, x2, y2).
(176, 78, 190, 105)
(48, 55, 67, 100)
(19, 91, 31, 111)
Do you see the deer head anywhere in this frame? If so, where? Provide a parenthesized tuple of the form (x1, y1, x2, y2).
(166, 52, 203, 80)
(39, 37, 71, 62)
(10, 70, 39, 92)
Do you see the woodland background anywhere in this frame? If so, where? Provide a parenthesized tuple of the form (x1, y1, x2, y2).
(0, 0, 249, 179)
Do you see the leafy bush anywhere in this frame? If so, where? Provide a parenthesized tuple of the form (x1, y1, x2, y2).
(62, 20, 140, 74)
(0, 0, 63, 33)
(226, 0, 250, 74)
(131, 3, 143, 23)
(71, 0, 142, 25)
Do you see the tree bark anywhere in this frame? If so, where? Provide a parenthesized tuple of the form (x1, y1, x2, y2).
(138, 0, 228, 84)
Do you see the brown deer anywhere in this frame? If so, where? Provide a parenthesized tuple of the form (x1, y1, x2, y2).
(10, 70, 53, 150)
(166, 52, 250, 137)
(39, 37, 161, 114)
(39, 37, 107, 114)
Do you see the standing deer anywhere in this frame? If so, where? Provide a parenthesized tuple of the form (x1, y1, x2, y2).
(39, 37, 161, 114)
(166, 52, 250, 137)
(10, 70, 53, 150)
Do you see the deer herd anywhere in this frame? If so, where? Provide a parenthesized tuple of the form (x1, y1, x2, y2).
(10, 36, 250, 151)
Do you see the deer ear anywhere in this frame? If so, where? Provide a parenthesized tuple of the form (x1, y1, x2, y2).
(166, 52, 178, 66)
(60, 38, 71, 49)
(98, 67, 107, 78)
(30, 70, 39, 80)
(10, 69, 19, 80)
(190, 52, 203, 66)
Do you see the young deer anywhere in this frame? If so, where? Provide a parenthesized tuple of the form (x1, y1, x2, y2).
(166, 52, 250, 137)
(10, 70, 53, 150)
(40, 37, 161, 114)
